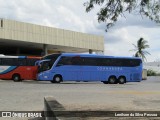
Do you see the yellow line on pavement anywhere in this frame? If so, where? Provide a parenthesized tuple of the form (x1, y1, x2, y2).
(109, 91, 160, 95)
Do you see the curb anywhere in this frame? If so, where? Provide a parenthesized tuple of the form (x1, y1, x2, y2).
(44, 96, 65, 120)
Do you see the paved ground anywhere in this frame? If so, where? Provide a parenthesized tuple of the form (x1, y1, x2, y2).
(0, 76, 160, 120)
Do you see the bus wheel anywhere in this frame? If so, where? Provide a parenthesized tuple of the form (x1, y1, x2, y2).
(102, 81, 108, 84)
(53, 75, 62, 83)
(50, 81, 55, 83)
(118, 76, 126, 84)
(12, 74, 21, 82)
(108, 76, 117, 84)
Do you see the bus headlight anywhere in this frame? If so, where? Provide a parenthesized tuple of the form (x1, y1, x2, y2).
(44, 76, 48, 79)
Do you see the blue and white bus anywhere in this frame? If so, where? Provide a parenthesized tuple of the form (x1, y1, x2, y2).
(37, 53, 142, 84)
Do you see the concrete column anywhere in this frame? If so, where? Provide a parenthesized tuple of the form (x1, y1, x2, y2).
(43, 44, 48, 56)
(102, 51, 104, 55)
(89, 49, 93, 54)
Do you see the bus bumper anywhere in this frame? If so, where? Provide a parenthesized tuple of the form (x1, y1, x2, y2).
(37, 72, 51, 81)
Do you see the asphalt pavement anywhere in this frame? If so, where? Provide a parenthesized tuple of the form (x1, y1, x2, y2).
(0, 76, 160, 120)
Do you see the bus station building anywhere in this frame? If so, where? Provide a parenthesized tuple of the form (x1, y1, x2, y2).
(0, 19, 104, 56)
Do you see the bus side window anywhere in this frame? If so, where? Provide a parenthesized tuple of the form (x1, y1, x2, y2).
(57, 57, 72, 66)
(118, 59, 127, 66)
(26, 59, 34, 66)
(27, 59, 37, 66)
(83, 57, 97, 66)
(100, 58, 111, 66)
(18, 59, 27, 66)
(71, 57, 83, 65)
(57, 58, 63, 66)
(1, 58, 14, 66)
(130, 59, 141, 67)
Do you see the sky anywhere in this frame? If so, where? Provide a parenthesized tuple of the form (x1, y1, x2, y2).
(0, 0, 160, 62)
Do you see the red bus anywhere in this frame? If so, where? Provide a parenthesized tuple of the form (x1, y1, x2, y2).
(0, 55, 40, 81)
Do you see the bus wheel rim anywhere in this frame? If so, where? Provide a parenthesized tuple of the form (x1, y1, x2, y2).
(120, 78, 124, 83)
(15, 76, 19, 81)
(55, 77, 60, 82)
(110, 78, 115, 83)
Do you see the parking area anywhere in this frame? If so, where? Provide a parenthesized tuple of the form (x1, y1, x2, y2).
(0, 77, 160, 119)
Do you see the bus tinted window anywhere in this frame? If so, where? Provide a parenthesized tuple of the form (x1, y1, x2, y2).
(57, 57, 72, 66)
(82, 57, 141, 67)
(71, 57, 83, 65)
(0, 59, 1, 65)
(42, 54, 60, 60)
(27, 59, 39, 66)
(17, 59, 27, 66)
(101, 58, 141, 67)
(83, 57, 98, 66)
(56, 57, 141, 67)
(0, 58, 16, 66)
(0, 58, 39, 66)
(57, 56, 83, 66)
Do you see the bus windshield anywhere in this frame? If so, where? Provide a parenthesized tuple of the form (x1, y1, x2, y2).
(38, 54, 61, 73)
(38, 60, 52, 73)
(42, 54, 60, 60)
(38, 58, 58, 73)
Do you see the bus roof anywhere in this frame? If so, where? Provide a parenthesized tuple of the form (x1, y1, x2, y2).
(0, 55, 41, 59)
(60, 53, 142, 60)
(0, 56, 22, 58)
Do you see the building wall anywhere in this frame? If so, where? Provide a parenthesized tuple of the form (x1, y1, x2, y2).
(0, 19, 104, 51)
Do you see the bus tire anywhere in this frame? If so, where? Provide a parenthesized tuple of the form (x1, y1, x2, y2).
(52, 75, 62, 83)
(12, 74, 21, 82)
(102, 81, 108, 84)
(118, 76, 126, 84)
(50, 81, 55, 83)
(108, 76, 117, 84)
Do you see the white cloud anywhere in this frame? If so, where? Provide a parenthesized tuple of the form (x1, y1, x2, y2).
(56, 5, 85, 32)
